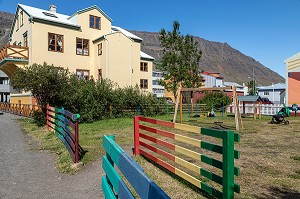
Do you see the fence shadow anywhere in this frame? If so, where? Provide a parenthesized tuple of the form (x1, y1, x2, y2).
(258, 186, 300, 199)
(140, 155, 214, 199)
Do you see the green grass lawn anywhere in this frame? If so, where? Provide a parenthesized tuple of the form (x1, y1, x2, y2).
(19, 112, 300, 198)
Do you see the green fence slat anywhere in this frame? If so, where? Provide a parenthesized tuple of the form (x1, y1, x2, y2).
(200, 168, 222, 185)
(234, 183, 241, 193)
(102, 176, 117, 199)
(201, 155, 240, 176)
(201, 128, 224, 139)
(102, 156, 121, 193)
(200, 182, 222, 199)
(235, 150, 240, 159)
(234, 133, 240, 142)
(201, 141, 223, 154)
(103, 135, 123, 166)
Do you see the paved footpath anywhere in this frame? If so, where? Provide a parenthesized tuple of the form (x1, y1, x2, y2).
(0, 113, 104, 199)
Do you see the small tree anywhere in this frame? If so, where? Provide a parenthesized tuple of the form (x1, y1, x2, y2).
(158, 21, 203, 100)
(11, 62, 72, 112)
(197, 92, 231, 111)
(247, 80, 258, 95)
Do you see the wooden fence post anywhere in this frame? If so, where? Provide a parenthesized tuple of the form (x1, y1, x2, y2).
(134, 116, 140, 156)
(75, 119, 79, 163)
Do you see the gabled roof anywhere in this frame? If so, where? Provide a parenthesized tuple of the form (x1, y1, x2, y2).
(18, 4, 80, 28)
(257, 83, 286, 91)
(111, 26, 143, 42)
(69, 5, 112, 22)
(140, 51, 154, 61)
(238, 95, 262, 102)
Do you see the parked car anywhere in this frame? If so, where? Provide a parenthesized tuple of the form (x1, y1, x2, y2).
(261, 97, 273, 104)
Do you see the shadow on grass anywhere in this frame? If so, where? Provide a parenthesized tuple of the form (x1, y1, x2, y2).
(140, 155, 214, 199)
(258, 187, 300, 199)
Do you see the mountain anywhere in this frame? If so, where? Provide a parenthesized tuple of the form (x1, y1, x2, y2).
(0, 11, 284, 85)
(129, 30, 285, 85)
(0, 12, 14, 48)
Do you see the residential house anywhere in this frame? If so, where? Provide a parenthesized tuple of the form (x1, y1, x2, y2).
(152, 70, 165, 98)
(0, 71, 10, 102)
(257, 83, 285, 104)
(0, 4, 154, 104)
(284, 53, 300, 106)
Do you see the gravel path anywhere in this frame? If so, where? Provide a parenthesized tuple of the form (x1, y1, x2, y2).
(0, 113, 104, 199)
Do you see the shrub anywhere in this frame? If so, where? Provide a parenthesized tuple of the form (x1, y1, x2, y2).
(197, 92, 231, 111)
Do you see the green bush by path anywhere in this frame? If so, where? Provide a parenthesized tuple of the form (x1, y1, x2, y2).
(11, 63, 164, 123)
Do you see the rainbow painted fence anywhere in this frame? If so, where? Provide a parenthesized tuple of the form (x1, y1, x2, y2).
(46, 104, 82, 163)
(134, 116, 240, 199)
(102, 135, 170, 199)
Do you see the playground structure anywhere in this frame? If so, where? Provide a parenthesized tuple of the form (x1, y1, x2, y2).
(173, 85, 243, 130)
(102, 135, 170, 199)
(133, 116, 240, 199)
(46, 104, 83, 163)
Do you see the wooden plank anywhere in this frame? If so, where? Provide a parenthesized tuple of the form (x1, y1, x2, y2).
(139, 124, 175, 139)
(175, 157, 201, 174)
(174, 123, 200, 133)
(101, 176, 117, 199)
(175, 145, 200, 161)
(175, 134, 201, 147)
(175, 168, 201, 187)
(139, 133, 175, 150)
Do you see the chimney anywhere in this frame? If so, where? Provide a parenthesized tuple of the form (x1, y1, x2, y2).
(49, 4, 57, 13)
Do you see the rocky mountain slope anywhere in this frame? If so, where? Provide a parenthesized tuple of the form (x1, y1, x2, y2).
(0, 11, 284, 85)
(0, 12, 14, 48)
(130, 30, 284, 85)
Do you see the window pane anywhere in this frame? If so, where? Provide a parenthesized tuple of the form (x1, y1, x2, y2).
(90, 16, 94, 28)
(57, 35, 63, 51)
(96, 17, 100, 29)
(83, 39, 89, 55)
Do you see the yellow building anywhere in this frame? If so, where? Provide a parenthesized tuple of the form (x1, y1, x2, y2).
(0, 4, 154, 104)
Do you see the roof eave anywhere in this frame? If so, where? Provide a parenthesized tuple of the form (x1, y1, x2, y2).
(32, 17, 81, 30)
(75, 5, 113, 22)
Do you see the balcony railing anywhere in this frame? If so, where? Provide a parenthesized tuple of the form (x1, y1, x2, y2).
(0, 44, 29, 63)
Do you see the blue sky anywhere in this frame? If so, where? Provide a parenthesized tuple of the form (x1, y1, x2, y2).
(1, 0, 299, 80)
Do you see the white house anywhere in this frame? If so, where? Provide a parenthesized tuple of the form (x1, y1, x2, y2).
(257, 83, 285, 104)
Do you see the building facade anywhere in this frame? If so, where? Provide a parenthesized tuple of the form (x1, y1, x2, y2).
(0, 71, 10, 102)
(257, 83, 285, 104)
(284, 53, 300, 106)
(152, 70, 165, 98)
(0, 4, 154, 104)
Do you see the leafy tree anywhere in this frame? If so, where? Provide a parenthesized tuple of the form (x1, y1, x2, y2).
(11, 62, 72, 113)
(247, 80, 258, 95)
(197, 92, 231, 111)
(158, 21, 203, 100)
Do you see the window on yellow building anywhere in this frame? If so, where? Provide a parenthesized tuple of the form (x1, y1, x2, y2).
(76, 70, 89, 80)
(90, 15, 101, 29)
(20, 11, 24, 26)
(140, 79, 148, 89)
(16, 15, 19, 31)
(23, 32, 28, 47)
(140, 62, 148, 72)
(76, 38, 89, 56)
(48, 33, 63, 52)
(98, 43, 102, 55)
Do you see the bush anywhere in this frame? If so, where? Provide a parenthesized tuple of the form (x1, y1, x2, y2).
(33, 110, 46, 126)
(11, 63, 164, 123)
(197, 92, 231, 111)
